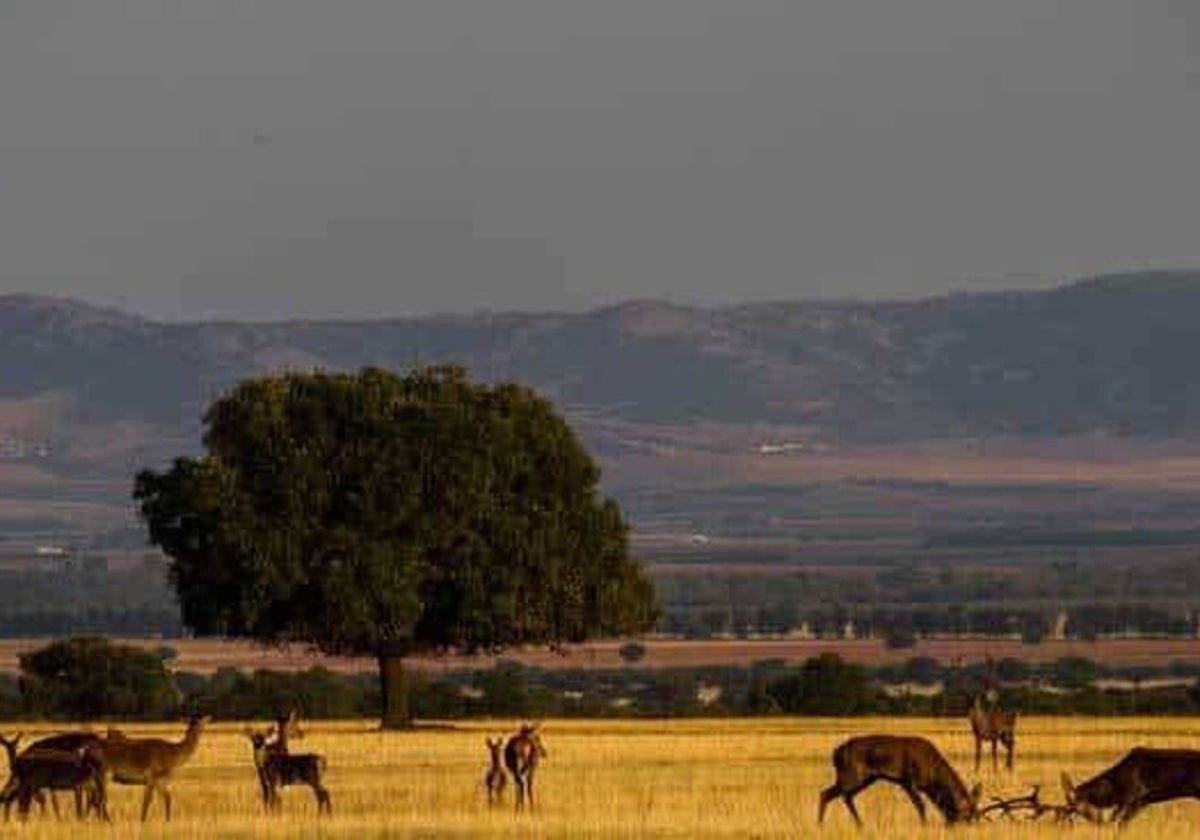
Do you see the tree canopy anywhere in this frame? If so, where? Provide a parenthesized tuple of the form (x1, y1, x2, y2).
(133, 365, 656, 726)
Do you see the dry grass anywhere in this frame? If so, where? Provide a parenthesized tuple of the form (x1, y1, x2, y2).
(0, 716, 1197, 837)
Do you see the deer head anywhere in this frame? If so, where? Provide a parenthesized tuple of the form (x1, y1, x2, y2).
(1060, 772, 1102, 824)
(520, 723, 547, 758)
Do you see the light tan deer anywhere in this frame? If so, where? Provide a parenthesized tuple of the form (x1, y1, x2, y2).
(969, 693, 1017, 771)
(99, 714, 208, 821)
(818, 735, 982, 826)
(484, 737, 506, 806)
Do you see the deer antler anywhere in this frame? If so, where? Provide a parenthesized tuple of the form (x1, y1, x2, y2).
(976, 786, 1069, 822)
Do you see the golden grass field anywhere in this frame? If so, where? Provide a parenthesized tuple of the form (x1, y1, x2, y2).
(1, 716, 1200, 837)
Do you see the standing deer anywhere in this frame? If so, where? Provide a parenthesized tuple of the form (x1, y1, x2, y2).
(818, 735, 982, 826)
(0, 734, 107, 821)
(504, 723, 547, 811)
(969, 693, 1016, 771)
(13, 730, 105, 818)
(1062, 747, 1200, 824)
(99, 714, 208, 821)
(0, 733, 47, 818)
(246, 728, 332, 815)
(484, 737, 507, 806)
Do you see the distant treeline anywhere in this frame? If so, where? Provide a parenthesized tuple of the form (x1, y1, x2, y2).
(656, 561, 1200, 642)
(6, 637, 1200, 722)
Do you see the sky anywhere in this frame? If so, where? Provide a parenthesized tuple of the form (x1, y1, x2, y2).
(2, 1, 1200, 321)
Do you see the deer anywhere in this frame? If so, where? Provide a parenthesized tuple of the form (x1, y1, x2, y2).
(0, 733, 107, 821)
(1062, 747, 1200, 825)
(10, 730, 105, 817)
(504, 723, 547, 811)
(968, 693, 1016, 771)
(245, 724, 332, 815)
(0, 732, 49, 818)
(817, 735, 983, 827)
(484, 737, 507, 806)
(99, 714, 208, 821)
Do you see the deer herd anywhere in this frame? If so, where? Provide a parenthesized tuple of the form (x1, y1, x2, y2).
(0, 697, 1195, 827)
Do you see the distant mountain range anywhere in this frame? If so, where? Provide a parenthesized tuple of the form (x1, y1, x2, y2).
(3, 270, 1200, 505)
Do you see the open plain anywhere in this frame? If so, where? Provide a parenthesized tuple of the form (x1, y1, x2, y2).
(1, 716, 1199, 837)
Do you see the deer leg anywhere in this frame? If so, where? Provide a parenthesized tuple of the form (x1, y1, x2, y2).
(1003, 734, 1015, 770)
(48, 789, 62, 819)
(315, 784, 332, 815)
(140, 783, 155, 822)
(527, 771, 536, 811)
(973, 736, 982, 771)
(1115, 799, 1146, 827)
(839, 779, 874, 827)
(162, 785, 172, 822)
(817, 785, 840, 824)
(898, 782, 927, 824)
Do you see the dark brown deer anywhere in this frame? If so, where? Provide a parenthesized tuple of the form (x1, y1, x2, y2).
(504, 723, 547, 811)
(484, 737, 507, 806)
(969, 693, 1016, 771)
(247, 730, 332, 815)
(13, 731, 105, 817)
(0, 734, 108, 821)
(1062, 748, 1200, 825)
(0, 733, 47, 818)
(245, 727, 332, 815)
(818, 735, 982, 826)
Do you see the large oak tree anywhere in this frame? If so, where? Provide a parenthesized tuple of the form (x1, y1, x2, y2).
(133, 365, 656, 727)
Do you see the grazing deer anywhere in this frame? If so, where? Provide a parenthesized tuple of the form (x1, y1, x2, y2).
(0, 734, 107, 821)
(99, 714, 208, 821)
(968, 693, 1016, 771)
(1062, 747, 1200, 825)
(818, 735, 982, 826)
(484, 737, 507, 806)
(245, 727, 332, 815)
(504, 723, 547, 811)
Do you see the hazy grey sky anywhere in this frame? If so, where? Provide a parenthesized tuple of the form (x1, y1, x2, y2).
(2, 1, 1199, 320)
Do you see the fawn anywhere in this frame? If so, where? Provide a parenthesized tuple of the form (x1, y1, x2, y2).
(484, 737, 507, 806)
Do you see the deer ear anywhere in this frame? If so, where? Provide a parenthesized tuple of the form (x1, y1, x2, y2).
(1060, 773, 1075, 804)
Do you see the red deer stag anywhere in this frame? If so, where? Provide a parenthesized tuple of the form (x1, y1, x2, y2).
(969, 694, 1016, 771)
(1062, 747, 1200, 825)
(484, 737, 507, 806)
(818, 735, 982, 826)
(504, 724, 547, 811)
(100, 714, 208, 821)
(245, 726, 332, 815)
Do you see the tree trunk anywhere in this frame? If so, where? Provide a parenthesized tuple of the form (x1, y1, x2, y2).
(378, 651, 411, 729)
